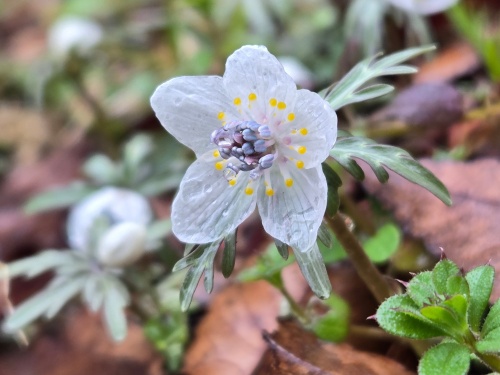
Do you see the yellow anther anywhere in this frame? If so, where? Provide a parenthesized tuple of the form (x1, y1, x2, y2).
(269, 98, 277, 107)
(245, 187, 254, 195)
(285, 178, 294, 187)
(248, 93, 257, 101)
(287, 113, 295, 121)
(213, 150, 220, 158)
(234, 97, 242, 105)
(277, 102, 286, 110)
(215, 162, 224, 170)
(291, 129, 297, 135)
(229, 179, 236, 186)
(299, 128, 308, 135)
(298, 146, 307, 154)
(296, 160, 304, 169)
(266, 188, 274, 196)
(217, 111, 225, 120)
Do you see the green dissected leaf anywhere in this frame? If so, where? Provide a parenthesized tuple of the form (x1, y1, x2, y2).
(465, 265, 495, 332)
(482, 300, 500, 337)
(274, 239, 289, 260)
(103, 280, 129, 342)
(3, 275, 87, 332)
(293, 244, 331, 300)
(179, 241, 220, 312)
(446, 275, 469, 297)
(172, 244, 208, 272)
(407, 271, 435, 307)
(82, 154, 121, 185)
(317, 221, 334, 248)
(146, 219, 172, 244)
(330, 136, 452, 206)
(123, 134, 154, 174)
(476, 326, 500, 354)
(221, 231, 237, 278)
(376, 294, 445, 339)
(82, 275, 105, 312)
(321, 162, 342, 217)
(342, 84, 394, 107)
(363, 223, 400, 264)
(24, 182, 95, 214)
(238, 243, 294, 283)
(432, 259, 460, 296)
(310, 294, 350, 342)
(321, 45, 435, 110)
(7, 250, 77, 279)
(418, 342, 470, 375)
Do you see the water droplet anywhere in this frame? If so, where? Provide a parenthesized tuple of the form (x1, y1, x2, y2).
(203, 184, 213, 193)
(223, 168, 237, 181)
(222, 209, 229, 217)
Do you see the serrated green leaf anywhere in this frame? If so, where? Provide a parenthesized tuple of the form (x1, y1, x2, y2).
(363, 223, 400, 264)
(317, 221, 333, 248)
(24, 182, 95, 214)
(466, 265, 495, 332)
(310, 294, 350, 342)
(293, 244, 331, 299)
(330, 136, 452, 205)
(221, 231, 237, 278)
(83, 154, 120, 185)
(482, 300, 500, 337)
(103, 281, 129, 342)
(376, 294, 445, 339)
(274, 239, 289, 260)
(407, 271, 435, 307)
(179, 241, 220, 311)
(321, 163, 342, 217)
(432, 259, 460, 296)
(418, 342, 470, 375)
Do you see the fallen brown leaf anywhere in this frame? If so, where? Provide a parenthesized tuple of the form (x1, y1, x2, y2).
(362, 158, 500, 301)
(414, 42, 480, 84)
(254, 318, 415, 375)
(0, 307, 165, 375)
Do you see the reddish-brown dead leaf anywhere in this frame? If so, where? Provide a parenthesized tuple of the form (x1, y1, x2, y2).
(0, 308, 165, 375)
(414, 42, 481, 84)
(254, 318, 415, 375)
(362, 158, 500, 301)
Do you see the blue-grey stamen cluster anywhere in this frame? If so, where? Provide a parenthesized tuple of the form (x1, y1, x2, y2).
(211, 120, 275, 180)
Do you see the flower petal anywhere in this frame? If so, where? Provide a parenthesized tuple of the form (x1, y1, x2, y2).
(151, 76, 239, 156)
(223, 45, 297, 124)
(257, 163, 327, 250)
(277, 89, 337, 168)
(172, 158, 258, 244)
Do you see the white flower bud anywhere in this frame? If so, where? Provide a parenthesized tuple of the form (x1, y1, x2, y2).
(67, 187, 153, 252)
(96, 222, 147, 267)
(48, 16, 103, 58)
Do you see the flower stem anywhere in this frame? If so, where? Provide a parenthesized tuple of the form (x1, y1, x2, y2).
(325, 213, 393, 303)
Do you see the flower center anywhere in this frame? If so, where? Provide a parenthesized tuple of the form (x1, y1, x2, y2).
(211, 120, 275, 180)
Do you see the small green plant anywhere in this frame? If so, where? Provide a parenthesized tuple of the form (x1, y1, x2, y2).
(377, 257, 500, 374)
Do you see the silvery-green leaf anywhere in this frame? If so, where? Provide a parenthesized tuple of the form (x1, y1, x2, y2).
(136, 174, 184, 197)
(330, 135, 452, 206)
(274, 239, 289, 260)
(4, 275, 86, 332)
(179, 241, 220, 312)
(317, 221, 333, 248)
(321, 162, 342, 217)
(378, 65, 418, 75)
(7, 250, 76, 279)
(342, 84, 394, 107)
(82, 154, 120, 185)
(203, 247, 219, 293)
(371, 45, 436, 70)
(103, 282, 129, 342)
(83, 275, 105, 312)
(123, 134, 154, 173)
(221, 231, 237, 278)
(172, 244, 207, 272)
(145, 219, 172, 250)
(293, 244, 331, 299)
(24, 182, 95, 214)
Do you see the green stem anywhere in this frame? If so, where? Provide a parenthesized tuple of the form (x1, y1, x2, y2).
(325, 213, 393, 303)
(269, 274, 308, 323)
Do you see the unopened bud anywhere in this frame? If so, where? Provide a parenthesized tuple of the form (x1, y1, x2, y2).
(96, 223, 147, 267)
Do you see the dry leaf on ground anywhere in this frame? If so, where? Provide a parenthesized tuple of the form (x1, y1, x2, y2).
(254, 318, 415, 375)
(0, 308, 165, 375)
(362, 158, 500, 301)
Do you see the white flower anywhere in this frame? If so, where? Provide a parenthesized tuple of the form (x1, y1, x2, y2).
(96, 222, 147, 267)
(151, 45, 337, 251)
(385, 0, 459, 15)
